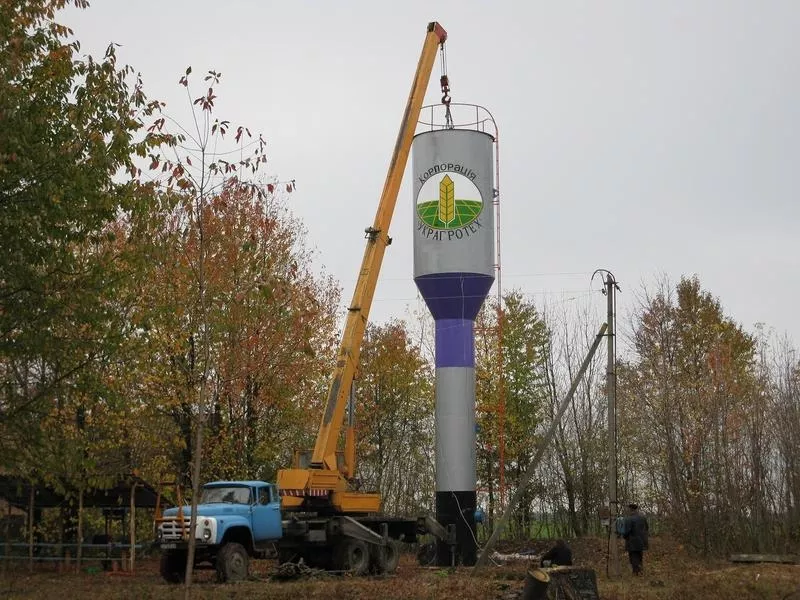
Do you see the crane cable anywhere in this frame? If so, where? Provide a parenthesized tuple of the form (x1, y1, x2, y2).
(439, 41, 454, 129)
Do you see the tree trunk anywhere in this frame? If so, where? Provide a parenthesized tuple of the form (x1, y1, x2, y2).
(76, 488, 83, 574)
(129, 483, 137, 572)
(178, 402, 193, 487)
(487, 456, 495, 536)
(246, 375, 258, 473)
(184, 410, 206, 597)
(4, 501, 11, 574)
(565, 478, 579, 536)
(529, 567, 600, 600)
(522, 569, 550, 600)
(27, 485, 34, 573)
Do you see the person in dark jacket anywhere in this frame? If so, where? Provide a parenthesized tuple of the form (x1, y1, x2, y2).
(540, 539, 573, 567)
(622, 503, 649, 575)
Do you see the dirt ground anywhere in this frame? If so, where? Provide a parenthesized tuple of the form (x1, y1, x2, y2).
(1, 537, 798, 599)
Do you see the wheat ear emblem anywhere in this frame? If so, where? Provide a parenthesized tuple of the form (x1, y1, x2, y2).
(438, 175, 455, 225)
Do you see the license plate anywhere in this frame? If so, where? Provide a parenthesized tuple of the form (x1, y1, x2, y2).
(161, 543, 177, 549)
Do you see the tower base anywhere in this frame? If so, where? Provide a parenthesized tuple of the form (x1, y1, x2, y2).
(435, 490, 477, 566)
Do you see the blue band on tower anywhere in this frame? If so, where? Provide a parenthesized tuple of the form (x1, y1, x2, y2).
(414, 272, 494, 321)
(435, 319, 474, 368)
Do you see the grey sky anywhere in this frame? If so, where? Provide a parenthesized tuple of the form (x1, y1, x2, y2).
(64, 1, 800, 345)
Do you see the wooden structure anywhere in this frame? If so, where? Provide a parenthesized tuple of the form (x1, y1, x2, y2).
(0, 473, 166, 572)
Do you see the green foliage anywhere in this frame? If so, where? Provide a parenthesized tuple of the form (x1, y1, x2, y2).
(0, 0, 159, 485)
(619, 275, 763, 553)
(117, 66, 336, 499)
(499, 292, 550, 462)
(0, 1, 332, 514)
(475, 290, 550, 533)
(356, 320, 434, 515)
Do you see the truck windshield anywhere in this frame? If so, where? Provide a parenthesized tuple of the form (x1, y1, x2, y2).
(200, 486, 251, 504)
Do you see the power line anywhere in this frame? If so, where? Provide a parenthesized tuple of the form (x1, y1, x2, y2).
(338, 271, 593, 283)
(366, 290, 599, 302)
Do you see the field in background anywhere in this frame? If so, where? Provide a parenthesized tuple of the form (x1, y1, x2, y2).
(1, 537, 798, 599)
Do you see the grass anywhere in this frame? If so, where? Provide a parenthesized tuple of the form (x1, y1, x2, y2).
(1, 537, 798, 599)
(417, 200, 482, 229)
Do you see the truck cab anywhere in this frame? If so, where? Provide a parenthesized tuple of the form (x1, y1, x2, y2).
(157, 480, 282, 582)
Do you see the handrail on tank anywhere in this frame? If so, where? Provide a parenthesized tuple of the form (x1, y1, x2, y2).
(417, 102, 498, 139)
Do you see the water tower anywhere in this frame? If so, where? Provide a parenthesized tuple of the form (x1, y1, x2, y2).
(412, 103, 499, 566)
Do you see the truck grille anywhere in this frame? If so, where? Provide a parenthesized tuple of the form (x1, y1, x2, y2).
(159, 518, 190, 541)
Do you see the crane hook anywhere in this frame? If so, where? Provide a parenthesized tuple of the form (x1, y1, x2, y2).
(440, 75, 451, 106)
(439, 47, 454, 128)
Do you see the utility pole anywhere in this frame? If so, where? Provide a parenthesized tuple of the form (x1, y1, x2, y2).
(475, 323, 608, 569)
(597, 270, 621, 577)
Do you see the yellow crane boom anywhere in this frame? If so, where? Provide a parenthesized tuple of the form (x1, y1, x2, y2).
(278, 22, 447, 513)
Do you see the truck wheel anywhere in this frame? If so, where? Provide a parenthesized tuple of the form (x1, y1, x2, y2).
(417, 542, 436, 566)
(369, 544, 387, 574)
(335, 539, 370, 576)
(384, 539, 401, 574)
(216, 542, 249, 582)
(160, 550, 186, 584)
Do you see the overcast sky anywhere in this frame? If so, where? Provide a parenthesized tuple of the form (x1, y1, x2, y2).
(64, 1, 800, 346)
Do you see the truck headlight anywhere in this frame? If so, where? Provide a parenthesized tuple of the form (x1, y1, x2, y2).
(157, 528, 164, 540)
(202, 528, 212, 541)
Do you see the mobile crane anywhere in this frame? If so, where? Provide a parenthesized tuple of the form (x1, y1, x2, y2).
(273, 20, 454, 571)
(277, 21, 448, 514)
(156, 22, 457, 581)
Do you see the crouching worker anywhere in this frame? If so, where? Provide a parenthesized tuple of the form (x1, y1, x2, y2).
(540, 539, 573, 567)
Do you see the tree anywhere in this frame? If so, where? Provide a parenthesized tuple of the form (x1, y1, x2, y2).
(355, 320, 435, 515)
(0, 0, 159, 509)
(187, 185, 340, 483)
(143, 69, 258, 589)
(475, 291, 550, 538)
(747, 327, 800, 550)
(618, 276, 759, 553)
(541, 298, 606, 537)
(770, 336, 800, 545)
(474, 299, 502, 527)
(135, 64, 342, 589)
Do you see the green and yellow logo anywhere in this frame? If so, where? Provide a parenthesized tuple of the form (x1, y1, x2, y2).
(416, 171, 483, 231)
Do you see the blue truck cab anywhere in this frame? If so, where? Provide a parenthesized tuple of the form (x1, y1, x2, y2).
(157, 481, 282, 582)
